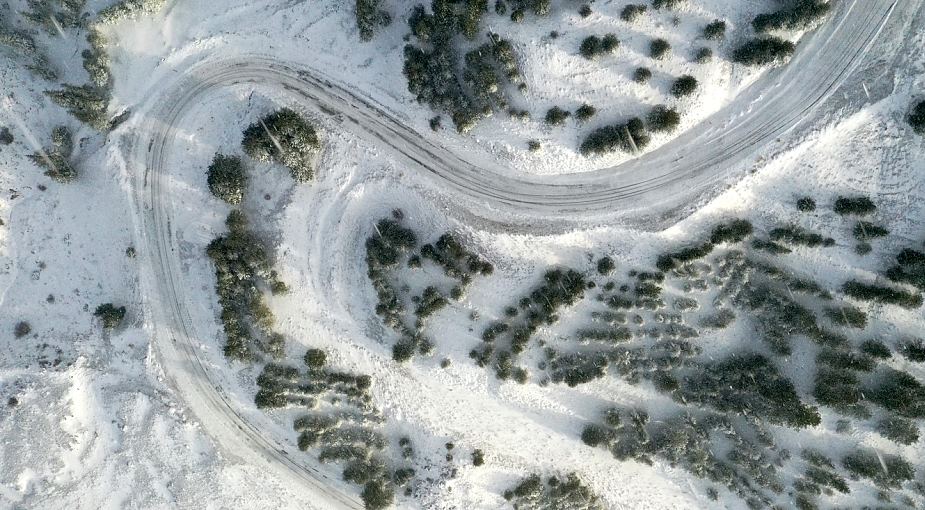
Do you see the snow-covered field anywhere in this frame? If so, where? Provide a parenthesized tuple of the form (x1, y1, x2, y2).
(2, 0, 925, 509)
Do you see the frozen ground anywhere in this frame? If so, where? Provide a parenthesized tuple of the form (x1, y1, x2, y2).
(1, 0, 925, 509)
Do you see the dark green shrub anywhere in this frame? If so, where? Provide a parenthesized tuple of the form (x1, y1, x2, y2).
(649, 38, 670, 59)
(575, 103, 596, 122)
(355, 0, 391, 41)
(703, 19, 726, 40)
(472, 448, 485, 466)
(797, 197, 816, 211)
(752, 0, 831, 33)
(597, 256, 615, 275)
(527, 139, 541, 152)
(732, 37, 795, 66)
(877, 416, 919, 445)
(633, 67, 652, 83)
(814, 368, 867, 417)
(842, 280, 922, 309)
(670, 75, 698, 97)
(580, 34, 619, 59)
(710, 219, 753, 244)
(578, 4, 591, 17)
(852, 221, 888, 241)
(823, 305, 867, 328)
(646, 105, 680, 133)
(694, 47, 712, 64)
(656, 242, 714, 271)
(833, 196, 876, 216)
(842, 449, 914, 488)
(579, 117, 649, 156)
(29, 126, 76, 183)
(620, 4, 647, 22)
(545, 106, 571, 126)
(242, 108, 320, 182)
(682, 353, 821, 428)
(816, 348, 875, 372)
(652, 0, 681, 9)
(94, 303, 126, 329)
(885, 248, 925, 291)
(866, 368, 925, 418)
(14, 321, 31, 338)
(304, 348, 327, 369)
(909, 100, 925, 134)
(860, 339, 891, 359)
(769, 225, 833, 247)
(206, 154, 247, 204)
(899, 338, 925, 362)
(361, 479, 394, 510)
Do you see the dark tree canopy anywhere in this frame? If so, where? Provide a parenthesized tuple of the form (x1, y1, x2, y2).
(207, 154, 248, 204)
(242, 108, 320, 182)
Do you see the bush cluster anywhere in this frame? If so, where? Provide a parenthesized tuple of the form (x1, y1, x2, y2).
(620, 4, 647, 22)
(579, 117, 649, 156)
(96, 0, 165, 24)
(646, 105, 680, 133)
(94, 303, 126, 329)
(732, 37, 795, 66)
(752, 0, 831, 33)
(242, 108, 320, 182)
(842, 280, 922, 309)
(579, 34, 619, 60)
(207, 154, 248, 204)
(404, 3, 523, 132)
(833, 196, 876, 216)
(355, 0, 391, 41)
(503, 472, 602, 510)
(885, 247, 925, 291)
(910, 99, 925, 134)
(207, 211, 283, 360)
(29, 126, 76, 183)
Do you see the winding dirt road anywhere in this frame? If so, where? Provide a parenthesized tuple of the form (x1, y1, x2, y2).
(125, 1, 921, 507)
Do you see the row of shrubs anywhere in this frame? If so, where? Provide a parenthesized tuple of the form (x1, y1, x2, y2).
(207, 210, 288, 361)
(255, 350, 405, 509)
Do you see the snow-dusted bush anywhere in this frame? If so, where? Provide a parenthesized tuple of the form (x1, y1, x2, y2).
(14, 321, 32, 338)
(23, 0, 86, 33)
(649, 38, 670, 59)
(842, 448, 914, 488)
(29, 126, 77, 183)
(596, 256, 615, 275)
(670, 75, 698, 97)
(544, 106, 571, 125)
(579, 117, 649, 156)
(304, 348, 327, 370)
(242, 108, 320, 182)
(842, 280, 922, 309)
(360, 479, 394, 510)
(206, 154, 247, 204)
(575, 103, 596, 122)
(733, 37, 795, 66)
(94, 303, 126, 329)
(796, 196, 816, 211)
(646, 105, 680, 133)
(46, 84, 110, 130)
(579, 34, 619, 60)
(620, 4, 647, 22)
(833, 196, 876, 216)
(503, 472, 602, 510)
(651, 0, 682, 10)
(886, 248, 925, 291)
(752, 0, 831, 33)
(910, 100, 925, 134)
(877, 416, 920, 445)
(632, 67, 652, 83)
(703, 19, 726, 40)
(693, 47, 712, 64)
(95, 0, 165, 25)
(355, 0, 391, 41)
(82, 29, 111, 88)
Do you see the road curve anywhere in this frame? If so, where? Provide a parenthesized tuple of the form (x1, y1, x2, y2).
(123, 0, 920, 508)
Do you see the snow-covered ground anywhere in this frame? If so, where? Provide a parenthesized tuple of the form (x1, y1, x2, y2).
(2, 0, 925, 509)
